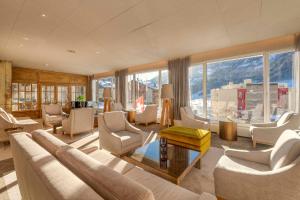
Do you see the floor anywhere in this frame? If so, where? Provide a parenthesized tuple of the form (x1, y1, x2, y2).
(0, 123, 270, 200)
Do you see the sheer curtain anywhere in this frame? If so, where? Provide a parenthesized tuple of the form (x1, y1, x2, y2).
(115, 69, 128, 107)
(168, 56, 190, 119)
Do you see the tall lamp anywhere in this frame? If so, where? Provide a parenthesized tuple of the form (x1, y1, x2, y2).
(160, 84, 173, 128)
(103, 87, 112, 112)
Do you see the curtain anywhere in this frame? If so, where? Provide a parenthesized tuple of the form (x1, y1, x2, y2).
(168, 56, 190, 120)
(296, 34, 300, 113)
(115, 69, 128, 107)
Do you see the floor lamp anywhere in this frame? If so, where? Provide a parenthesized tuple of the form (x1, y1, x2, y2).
(103, 87, 111, 112)
(160, 84, 173, 128)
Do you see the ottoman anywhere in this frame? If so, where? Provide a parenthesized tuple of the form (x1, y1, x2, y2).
(159, 126, 211, 155)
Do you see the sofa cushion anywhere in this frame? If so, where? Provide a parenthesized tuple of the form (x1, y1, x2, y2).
(104, 111, 126, 132)
(45, 104, 62, 115)
(277, 112, 293, 126)
(56, 147, 155, 200)
(270, 130, 300, 170)
(31, 129, 68, 155)
(88, 150, 134, 174)
(124, 167, 200, 200)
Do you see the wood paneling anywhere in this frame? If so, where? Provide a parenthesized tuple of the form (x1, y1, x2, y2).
(0, 61, 12, 111)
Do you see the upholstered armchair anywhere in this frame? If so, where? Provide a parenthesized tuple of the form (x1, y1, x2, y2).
(62, 108, 94, 138)
(214, 129, 300, 200)
(250, 112, 300, 147)
(0, 108, 42, 142)
(42, 104, 66, 127)
(135, 105, 158, 126)
(111, 102, 124, 111)
(180, 106, 210, 130)
(98, 111, 145, 156)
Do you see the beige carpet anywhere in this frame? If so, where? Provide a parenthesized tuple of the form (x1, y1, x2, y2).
(0, 123, 269, 199)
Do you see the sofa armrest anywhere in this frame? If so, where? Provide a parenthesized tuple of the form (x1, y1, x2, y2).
(251, 122, 276, 127)
(125, 120, 145, 142)
(225, 148, 272, 165)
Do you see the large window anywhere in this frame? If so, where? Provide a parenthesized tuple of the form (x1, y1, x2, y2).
(207, 55, 264, 123)
(189, 65, 204, 117)
(126, 69, 168, 113)
(71, 85, 86, 101)
(57, 86, 68, 107)
(269, 51, 296, 121)
(42, 85, 55, 104)
(12, 83, 37, 111)
(95, 77, 115, 109)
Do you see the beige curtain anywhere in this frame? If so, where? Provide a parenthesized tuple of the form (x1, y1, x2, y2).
(168, 57, 190, 120)
(115, 69, 128, 107)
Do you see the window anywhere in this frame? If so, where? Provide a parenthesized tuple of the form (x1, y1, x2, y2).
(57, 86, 68, 107)
(269, 51, 296, 121)
(42, 85, 55, 104)
(127, 74, 135, 109)
(95, 77, 115, 109)
(189, 65, 204, 116)
(12, 83, 37, 111)
(207, 55, 264, 123)
(135, 71, 159, 112)
(71, 86, 86, 101)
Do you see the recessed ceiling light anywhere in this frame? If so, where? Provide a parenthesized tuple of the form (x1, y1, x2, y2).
(96, 51, 101, 54)
(18, 44, 23, 48)
(67, 49, 76, 54)
(41, 13, 47, 17)
(23, 37, 29, 41)
(45, 63, 49, 66)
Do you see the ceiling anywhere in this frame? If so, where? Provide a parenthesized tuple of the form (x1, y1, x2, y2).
(1, 0, 300, 75)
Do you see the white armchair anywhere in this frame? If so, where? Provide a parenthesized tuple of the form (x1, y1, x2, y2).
(111, 102, 124, 111)
(98, 111, 145, 156)
(180, 106, 210, 130)
(214, 129, 300, 200)
(0, 108, 42, 142)
(62, 108, 94, 138)
(42, 104, 66, 127)
(250, 112, 300, 147)
(135, 105, 158, 126)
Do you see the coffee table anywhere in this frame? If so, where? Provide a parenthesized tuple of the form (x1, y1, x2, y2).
(123, 138, 201, 184)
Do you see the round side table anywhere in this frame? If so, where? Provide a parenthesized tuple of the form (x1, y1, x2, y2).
(127, 110, 136, 123)
(219, 120, 237, 141)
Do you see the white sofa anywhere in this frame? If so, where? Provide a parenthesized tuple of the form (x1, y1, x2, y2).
(180, 106, 210, 130)
(250, 112, 300, 147)
(62, 108, 94, 138)
(42, 104, 66, 127)
(98, 111, 144, 156)
(135, 105, 158, 126)
(214, 129, 300, 200)
(10, 130, 212, 200)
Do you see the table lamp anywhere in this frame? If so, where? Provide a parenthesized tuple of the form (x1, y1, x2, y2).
(160, 84, 173, 128)
(103, 87, 111, 112)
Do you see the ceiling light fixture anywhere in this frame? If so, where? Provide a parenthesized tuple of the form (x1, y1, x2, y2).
(96, 51, 101, 54)
(18, 44, 24, 48)
(23, 37, 29, 41)
(67, 49, 76, 54)
(41, 13, 47, 17)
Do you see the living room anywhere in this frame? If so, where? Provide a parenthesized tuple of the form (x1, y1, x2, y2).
(1, 0, 300, 200)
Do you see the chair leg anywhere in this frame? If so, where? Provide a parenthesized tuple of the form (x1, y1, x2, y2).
(253, 139, 256, 148)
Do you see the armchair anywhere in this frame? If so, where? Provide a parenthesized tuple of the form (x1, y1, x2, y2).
(98, 111, 145, 156)
(135, 105, 158, 126)
(42, 104, 66, 127)
(214, 129, 300, 200)
(250, 112, 300, 147)
(111, 102, 124, 111)
(0, 108, 42, 142)
(62, 108, 94, 138)
(180, 106, 210, 130)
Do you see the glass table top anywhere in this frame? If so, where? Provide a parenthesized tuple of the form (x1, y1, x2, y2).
(126, 138, 201, 180)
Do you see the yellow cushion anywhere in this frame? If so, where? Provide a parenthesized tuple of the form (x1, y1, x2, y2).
(159, 126, 210, 139)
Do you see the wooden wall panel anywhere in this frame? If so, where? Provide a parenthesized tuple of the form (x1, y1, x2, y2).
(0, 61, 12, 111)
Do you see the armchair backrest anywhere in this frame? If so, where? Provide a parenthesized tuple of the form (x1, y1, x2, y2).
(180, 106, 194, 120)
(43, 104, 62, 115)
(270, 129, 300, 170)
(69, 108, 94, 134)
(111, 102, 123, 111)
(277, 112, 294, 126)
(144, 104, 157, 116)
(103, 111, 126, 132)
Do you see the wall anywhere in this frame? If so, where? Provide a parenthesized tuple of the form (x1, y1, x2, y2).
(11, 66, 89, 118)
(0, 61, 12, 111)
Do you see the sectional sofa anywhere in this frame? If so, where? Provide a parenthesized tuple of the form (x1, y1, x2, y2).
(10, 129, 214, 200)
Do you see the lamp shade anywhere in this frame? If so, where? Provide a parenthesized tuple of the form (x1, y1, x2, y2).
(161, 84, 173, 99)
(103, 87, 112, 99)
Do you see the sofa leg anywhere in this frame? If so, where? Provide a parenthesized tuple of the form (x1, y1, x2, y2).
(253, 140, 256, 148)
